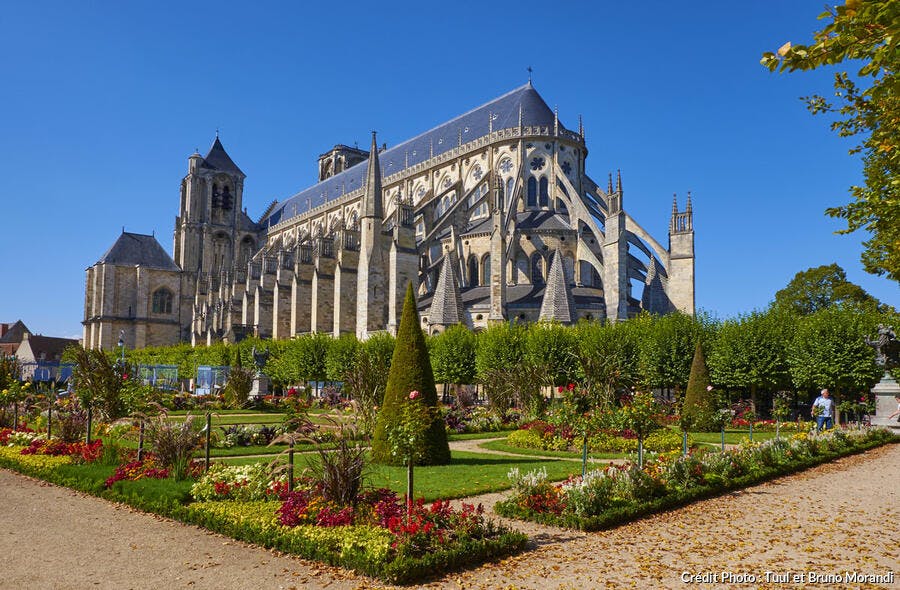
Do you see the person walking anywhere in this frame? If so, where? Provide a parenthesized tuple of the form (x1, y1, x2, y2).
(812, 389, 835, 431)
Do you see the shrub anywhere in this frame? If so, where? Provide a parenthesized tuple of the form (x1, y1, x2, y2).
(644, 428, 688, 452)
(681, 342, 718, 430)
(224, 366, 253, 408)
(372, 284, 450, 466)
(191, 462, 285, 502)
(141, 410, 202, 480)
(506, 429, 544, 450)
(306, 419, 367, 506)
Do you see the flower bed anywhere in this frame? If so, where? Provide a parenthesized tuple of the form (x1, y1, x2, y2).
(505, 422, 688, 454)
(0, 443, 527, 584)
(496, 428, 897, 531)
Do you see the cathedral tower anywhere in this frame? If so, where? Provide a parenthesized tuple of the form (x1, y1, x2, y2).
(356, 132, 388, 338)
(668, 193, 695, 315)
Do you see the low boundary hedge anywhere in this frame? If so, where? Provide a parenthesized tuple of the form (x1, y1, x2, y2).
(495, 432, 898, 531)
(0, 453, 527, 584)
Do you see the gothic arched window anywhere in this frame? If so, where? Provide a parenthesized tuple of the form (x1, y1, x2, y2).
(152, 288, 173, 314)
(527, 177, 537, 207)
(531, 253, 544, 284)
(539, 177, 549, 207)
(481, 254, 491, 286)
(468, 256, 479, 287)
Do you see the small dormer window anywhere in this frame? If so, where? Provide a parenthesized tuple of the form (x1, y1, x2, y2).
(152, 288, 173, 314)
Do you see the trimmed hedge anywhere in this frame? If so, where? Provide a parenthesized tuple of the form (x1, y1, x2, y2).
(372, 283, 450, 465)
(496, 430, 898, 531)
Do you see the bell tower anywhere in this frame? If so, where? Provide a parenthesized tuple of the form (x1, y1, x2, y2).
(173, 136, 247, 276)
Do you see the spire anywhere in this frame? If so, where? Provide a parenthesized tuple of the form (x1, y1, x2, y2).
(488, 110, 493, 134)
(553, 105, 559, 136)
(672, 193, 678, 216)
(616, 169, 622, 194)
(202, 136, 244, 176)
(578, 115, 584, 140)
(539, 249, 576, 324)
(428, 253, 465, 326)
(686, 191, 693, 213)
(607, 173, 614, 195)
(362, 131, 383, 219)
(518, 104, 524, 129)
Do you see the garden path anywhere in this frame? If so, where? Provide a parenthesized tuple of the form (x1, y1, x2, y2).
(1, 444, 897, 589)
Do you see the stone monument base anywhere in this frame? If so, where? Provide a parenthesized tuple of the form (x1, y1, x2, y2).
(249, 374, 269, 399)
(869, 371, 900, 430)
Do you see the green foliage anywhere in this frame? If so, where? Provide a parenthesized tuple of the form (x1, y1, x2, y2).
(708, 308, 795, 405)
(372, 284, 450, 465)
(787, 305, 883, 399)
(524, 322, 580, 388)
(773, 264, 882, 315)
(575, 320, 640, 410)
(223, 366, 253, 408)
(140, 411, 202, 480)
(429, 324, 476, 385)
(681, 342, 718, 431)
(762, 2, 900, 282)
(637, 312, 708, 392)
(71, 346, 126, 421)
(325, 334, 360, 382)
(619, 391, 663, 442)
(306, 419, 368, 506)
(271, 334, 329, 384)
(475, 323, 542, 414)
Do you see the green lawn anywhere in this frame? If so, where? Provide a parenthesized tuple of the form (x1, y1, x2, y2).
(215, 449, 583, 502)
(686, 429, 780, 445)
(479, 438, 627, 461)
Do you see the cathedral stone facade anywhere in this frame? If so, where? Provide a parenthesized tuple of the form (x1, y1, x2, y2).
(83, 83, 694, 349)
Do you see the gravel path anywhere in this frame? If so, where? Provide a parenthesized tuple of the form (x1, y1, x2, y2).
(1, 444, 897, 589)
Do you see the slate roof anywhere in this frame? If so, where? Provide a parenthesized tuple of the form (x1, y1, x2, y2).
(428, 254, 465, 325)
(515, 210, 573, 232)
(97, 232, 180, 271)
(263, 83, 562, 227)
(418, 285, 603, 312)
(539, 249, 576, 324)
(0, 320, 30, 344)
(201, 137, 245, 176)
(18, 335, 78, 362)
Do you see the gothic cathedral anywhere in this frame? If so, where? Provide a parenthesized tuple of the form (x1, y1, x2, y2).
(83, 83, 695, 350)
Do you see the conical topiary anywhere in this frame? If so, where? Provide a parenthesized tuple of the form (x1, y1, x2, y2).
(371, 283, 451, 465)
(681, 341, 718, 431)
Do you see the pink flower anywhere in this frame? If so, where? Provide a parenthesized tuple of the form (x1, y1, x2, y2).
(557, 386, 564, 393)
(409, 390, 420, 400)
(706, 385, 713, 391)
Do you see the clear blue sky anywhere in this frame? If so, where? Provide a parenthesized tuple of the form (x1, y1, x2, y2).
(0, 1, 896, 339)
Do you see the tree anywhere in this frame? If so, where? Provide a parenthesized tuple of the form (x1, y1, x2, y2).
(708, 308, 796, 412)
(325, 334, 360, 382)
(71, 346, 127, 421)
(575, 320, 640, 411)
(787, 304, 883, 410)
(762, 1, 900, 282)
(371, 283, 450, 466)
(475, 323, 543, 414)
(681, 341, 718, 431)
(773, 264, 880, 315)
(429, 324, 476, 387)
(637, 312, 708, 393)
(524, 322, 580, 391)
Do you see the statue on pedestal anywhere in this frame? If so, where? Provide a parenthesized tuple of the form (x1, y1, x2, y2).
(249, 346, 270, 399)
(866, 324, 900, 428)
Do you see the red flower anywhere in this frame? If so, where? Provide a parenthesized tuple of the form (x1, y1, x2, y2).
(409, 390, 420, 400)
(567, 383, 575, 391)
(557, 386, 564, 393)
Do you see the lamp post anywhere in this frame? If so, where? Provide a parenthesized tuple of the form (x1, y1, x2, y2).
(117, 330, 126, 367)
